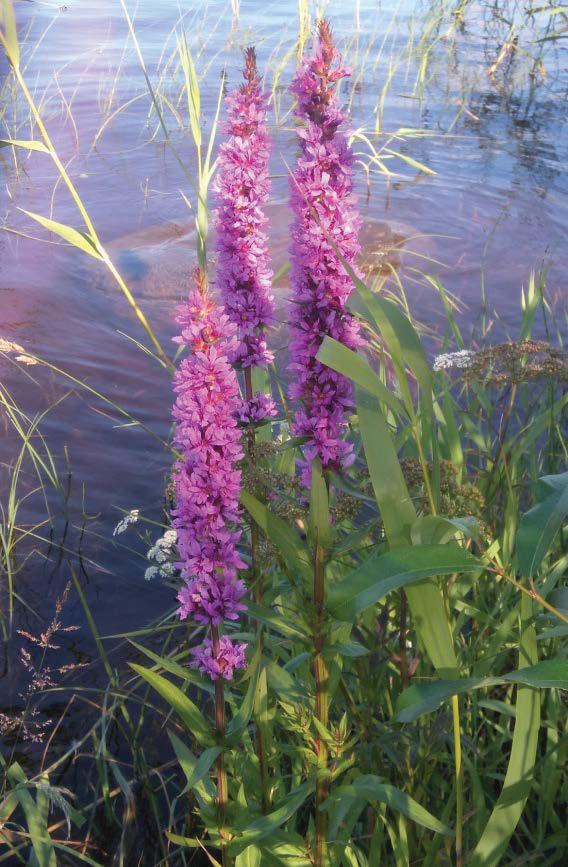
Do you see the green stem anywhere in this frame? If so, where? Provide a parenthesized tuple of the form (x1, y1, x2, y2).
(212, 627, 230, 867)
(313, 539, 330, 866)
(451, 694, 464, 867)
(244, 368, 270, 814)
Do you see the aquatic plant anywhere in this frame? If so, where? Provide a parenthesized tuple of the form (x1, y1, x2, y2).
(287, 19, 363, 485)
(171, 266, 247, 677)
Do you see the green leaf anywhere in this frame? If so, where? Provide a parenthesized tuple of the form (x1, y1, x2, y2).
(130, 663, 212, 744)
(411, 514, 480, 546)
(229, 783, 314, 855)
(309, 457, 331, 548)
(503, 658, 568, 689)
(20, 209, 102, 259)
(6, 763, 56, 866)
(470, 593, 540, 867)
(258, 831, 311, 866)
(356, 387, 415, 546)
(383, 147, 436, 175)
(329, 544, 481, 621)
(396, 677, 498, 722)
(516, 471, 568, 577)
(396, 657, 567, 723)
(0, 0, 20, 67)
(168, 732, 219, 797)
(0, 138, 49, 152)
(178, 32, 201, 150)
(236, 845, 262, 867)
(322, 775, 452, 836)
(351, 280, 433, 402)
(356, 385, 459, 678)
(129, 640, 208, 686)
(267, 661, 311, 707)
(227, 650, 260, 742)
(241, 490, 311, 581)
(316, 336, 404, 417)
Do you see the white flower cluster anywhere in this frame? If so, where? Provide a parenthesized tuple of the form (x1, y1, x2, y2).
(433, 350, 476, 372)
(145, 529, 177, 581)
(112, 509, 140, 536)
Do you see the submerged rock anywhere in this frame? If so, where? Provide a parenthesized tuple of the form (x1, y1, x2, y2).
(106, 203, 434, 304)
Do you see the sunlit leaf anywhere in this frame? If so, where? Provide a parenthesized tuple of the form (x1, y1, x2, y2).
(0, 138, 49, 152)
(0, 0, 20, 67)
(20, 209, 102, 259)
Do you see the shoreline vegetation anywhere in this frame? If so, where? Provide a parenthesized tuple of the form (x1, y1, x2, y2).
(1, 1, 567, 865)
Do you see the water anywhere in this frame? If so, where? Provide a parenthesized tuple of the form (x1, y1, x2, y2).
(0, 0, 567, 761)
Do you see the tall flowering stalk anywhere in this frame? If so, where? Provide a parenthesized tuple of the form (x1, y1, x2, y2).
(171, 267, 247, 863)
(288, 21, 362, 864)
(214, 45, 274, 378)
(288, 20, 362, 487)
(214, 46, 275, 812)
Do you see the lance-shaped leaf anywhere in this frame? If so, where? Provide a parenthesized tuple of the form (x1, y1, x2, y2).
(516, 471, 568, 577)
(395, 654, 567, 722)
(1, 138, 49, 152)
(229, 782, 314, 855)
(309, 457, 331, 548)
(130, 663, 212, 745)
(322, 775, 452, 836)
(316, 336, 405, 417)
(168, 731, 219, 799)
(20, 209, 102, 259)
(356, 386, 459, 677)
(470, 593, 541, 867)
(328, 543, 481, 621)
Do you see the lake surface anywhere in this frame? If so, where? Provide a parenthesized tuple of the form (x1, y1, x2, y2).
(1, 0, 567, 760)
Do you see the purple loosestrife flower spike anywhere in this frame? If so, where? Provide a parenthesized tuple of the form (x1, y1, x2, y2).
(214, 46, 275, 369)
(171, 267, 247, 680)
(288, 20, 364, 486)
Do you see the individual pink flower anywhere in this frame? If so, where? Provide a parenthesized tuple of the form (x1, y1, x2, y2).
(171, 268, 247, 678)
(214, 46, 274, 369)
(287, 21, 363, 486)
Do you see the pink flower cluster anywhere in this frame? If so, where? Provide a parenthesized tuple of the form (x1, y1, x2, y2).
(214, 47, 274, 369)
(288, 21, 363, 485)
(191, 636, 247, 681)
(171, 268, 247, 680)
(236, 391, 277, 425)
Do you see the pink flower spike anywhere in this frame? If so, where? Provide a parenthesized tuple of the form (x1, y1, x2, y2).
(214, 46, 275, 369)
(171, 268, 248, 641)
(287, 20, 364, 485)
